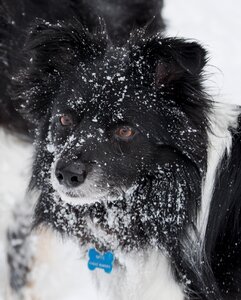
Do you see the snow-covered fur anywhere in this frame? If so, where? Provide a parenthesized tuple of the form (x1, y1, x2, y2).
(1, 0, 241, 300)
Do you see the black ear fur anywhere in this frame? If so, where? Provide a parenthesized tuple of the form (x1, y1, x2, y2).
(12, 20, 107, 125)
(26, 20, 107, 74)
(171, 41, 207, 75)
(156, 42, 207, 85)
(132, 36, 207, 86)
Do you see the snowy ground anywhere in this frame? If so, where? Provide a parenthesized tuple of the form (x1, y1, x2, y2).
(0, 0, 241, 299)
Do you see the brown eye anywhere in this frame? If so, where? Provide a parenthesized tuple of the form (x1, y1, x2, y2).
(115, 126, 135, 139)
(60, 114, 73, 126)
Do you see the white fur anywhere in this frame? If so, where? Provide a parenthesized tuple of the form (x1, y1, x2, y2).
(198, 103, 241, 243)
(11, 230, 98, 300)
(0, 129, 33, 300)
(94, 249, 184, 300)
(17, 229, 184, 300)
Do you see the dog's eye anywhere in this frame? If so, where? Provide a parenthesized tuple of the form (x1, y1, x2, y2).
(60, 114, 73, 126)
(115, 126, 136, 140)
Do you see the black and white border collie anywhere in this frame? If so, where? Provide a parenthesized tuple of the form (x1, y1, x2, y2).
(1, 0, 241, 299)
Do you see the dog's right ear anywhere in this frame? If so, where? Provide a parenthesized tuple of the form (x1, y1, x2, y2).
(13, 20, 107, 125)
(26, 20, 107, 73)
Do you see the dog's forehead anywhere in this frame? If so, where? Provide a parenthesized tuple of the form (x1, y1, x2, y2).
(57, 48, 159, 122)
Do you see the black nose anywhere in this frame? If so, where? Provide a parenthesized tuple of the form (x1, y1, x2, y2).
(55, 161, 87, 188)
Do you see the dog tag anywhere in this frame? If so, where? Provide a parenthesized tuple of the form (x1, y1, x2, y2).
(88, 248, 114, 273)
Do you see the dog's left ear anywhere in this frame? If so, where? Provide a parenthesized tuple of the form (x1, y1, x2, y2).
(155, 40, 207, 86)
(134, 37, 207, 87)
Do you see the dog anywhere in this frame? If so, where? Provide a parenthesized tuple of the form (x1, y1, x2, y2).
(1, 0, 241, 299)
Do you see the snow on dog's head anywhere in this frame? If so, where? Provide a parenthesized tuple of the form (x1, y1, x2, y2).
(13, 21, 210, 250)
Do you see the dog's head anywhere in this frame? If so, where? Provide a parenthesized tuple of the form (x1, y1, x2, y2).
(14, 21, 210, 249)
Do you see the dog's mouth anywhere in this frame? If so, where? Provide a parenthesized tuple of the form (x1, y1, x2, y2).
(49, 158, 135, 206)
(62, 190, 79, 198)
(51, 170, 123, 206)
(52, 180, 113, 205)
(54, 189, 110, 206)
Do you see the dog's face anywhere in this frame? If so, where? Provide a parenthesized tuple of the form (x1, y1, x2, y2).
(48, 61, 182, 205)
(50, 90, 161, 205)
(14, 22, 210, 247)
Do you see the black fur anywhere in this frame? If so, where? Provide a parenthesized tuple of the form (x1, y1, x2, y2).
(1, 1, 241, 300)
(0, 0, 164, 136)
(13, 20, 212, 299)
(205, 118, 241, 300)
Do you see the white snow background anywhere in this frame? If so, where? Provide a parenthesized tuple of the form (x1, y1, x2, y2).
(0, 0, 241, 299)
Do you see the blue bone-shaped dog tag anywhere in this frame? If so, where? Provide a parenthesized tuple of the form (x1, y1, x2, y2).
(88, 248, 114, 274)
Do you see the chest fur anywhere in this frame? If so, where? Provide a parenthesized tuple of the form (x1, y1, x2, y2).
(23, 230, 184, 300)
